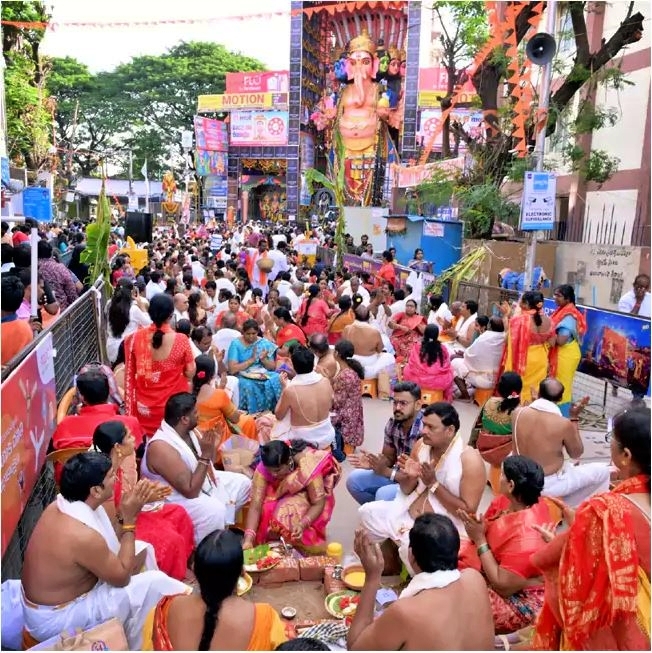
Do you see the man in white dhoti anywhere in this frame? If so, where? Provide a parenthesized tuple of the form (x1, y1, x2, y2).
(452, 316, 506, 399)
(141, 392, 251, 544)
(273, 345, 335, 449)
(442, 300, 478, 354)
(21, 453, 189, 650)
(511, 378, 611, 508)
(343, 306, 396, 379)
(358, 403, 486, 574)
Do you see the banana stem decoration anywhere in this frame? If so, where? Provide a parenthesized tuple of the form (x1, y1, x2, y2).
(425, 245, 488, 302)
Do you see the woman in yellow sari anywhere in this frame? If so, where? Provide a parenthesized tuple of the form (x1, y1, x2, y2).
(502, 291, 552, 403)
(548, 285, 587, 417)
(145, 529, 286, 651)
(193, 355, 258, 467)
(242, 440, 341, 553)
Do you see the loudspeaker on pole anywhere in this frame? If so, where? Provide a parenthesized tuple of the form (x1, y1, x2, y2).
(526, 33, 557, 66)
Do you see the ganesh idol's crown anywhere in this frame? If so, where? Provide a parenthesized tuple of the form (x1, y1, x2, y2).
(348, 29, 376, 56)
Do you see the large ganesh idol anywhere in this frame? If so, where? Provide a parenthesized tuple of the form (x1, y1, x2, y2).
(331, 30, 397, 206)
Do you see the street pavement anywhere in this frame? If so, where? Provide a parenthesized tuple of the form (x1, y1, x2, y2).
(327, 396, 614, 558)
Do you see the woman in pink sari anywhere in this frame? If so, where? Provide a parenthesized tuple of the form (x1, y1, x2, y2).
(403, 324, 454, 400)
(389, 299, 426, 362)
(242, 440, 341, 553)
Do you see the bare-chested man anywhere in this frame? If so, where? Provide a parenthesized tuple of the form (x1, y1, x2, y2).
(348, 516, 494, 651)
(343, 305, 395, 378)
(275, 345, 335, 449)
(511, 377, 610, 507)
(21, 453, 188, 649)
(359, 402, 486, 573)
(309, 333, 338, 380)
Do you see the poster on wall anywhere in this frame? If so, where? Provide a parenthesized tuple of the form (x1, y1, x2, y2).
(226, 71, 289, 94)
(417, 109, 483, 149)
(195, 150, 228, 177)
(1, 333, 57, 555)
(193, 116, 228, 152)
(543, 298, 650, 397)
(230, 111, 289, 146)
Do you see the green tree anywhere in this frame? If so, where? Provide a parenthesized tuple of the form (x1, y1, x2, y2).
(2, 1, 52, 169)
(432, 1, 487, 157)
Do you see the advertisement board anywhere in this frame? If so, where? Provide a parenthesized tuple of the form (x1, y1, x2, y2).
(197, 92, 288, 113)
(195, 150, 227, 177)
(417, 109, 484, 148)
(542, 299, 650, 397)
(193, 116, 228, 152)
(520, 171, 556, 231)
(230, 111, 289, 147)
(22, 187, 53, 222)
(1, 333, 57, 555)
(226, 71, 289, 94)
(418, 67, 478, 104)
(342, 253, 435, 293)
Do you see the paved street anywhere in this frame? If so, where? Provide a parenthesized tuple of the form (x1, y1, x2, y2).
(327, 394, 614, 557)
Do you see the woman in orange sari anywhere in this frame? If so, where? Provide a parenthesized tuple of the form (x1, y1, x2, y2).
(531, 406, 650, 651)
(457, 455, 562, 635)
(124, 294, 195, 435)
(215, 296, 249, 330)
(389, 299, 426, 363)
(327, 296, 355, 345)
(146, 529, 286, 651)
(242, 440, 341, 554)
(502, 291, 552, 404)
(193, 355, 258, 467)
(375, 250, 396, 288)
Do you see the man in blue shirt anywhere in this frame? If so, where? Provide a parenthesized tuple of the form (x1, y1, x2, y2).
(346, 382, 423, 504)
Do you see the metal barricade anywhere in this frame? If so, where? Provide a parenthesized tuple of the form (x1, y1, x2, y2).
(1, 278, 107, 579)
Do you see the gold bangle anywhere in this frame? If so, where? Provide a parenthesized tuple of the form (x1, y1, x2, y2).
(122, 524, 136, 533)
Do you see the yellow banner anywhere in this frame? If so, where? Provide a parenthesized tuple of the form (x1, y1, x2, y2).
(198, 92, 289, 112)
(418, 90, 479, 108)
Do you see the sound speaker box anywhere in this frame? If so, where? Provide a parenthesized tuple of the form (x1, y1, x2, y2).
(125, 212, 153, 244)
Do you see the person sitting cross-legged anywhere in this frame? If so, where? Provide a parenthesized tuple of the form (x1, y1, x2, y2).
(346, 382, 424, 505)
(140, 392, 251, 545)
(21, 453, 189, 650)
(347, 517, 494, 651)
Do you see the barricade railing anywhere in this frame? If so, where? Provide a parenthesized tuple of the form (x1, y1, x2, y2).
(451, 281, 521, 315)
(1, 278, 108, 579)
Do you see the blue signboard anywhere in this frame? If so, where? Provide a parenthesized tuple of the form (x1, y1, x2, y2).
(22, 187, 52, 222)
(1, 157, 10, 186)
(520, 171, 556, 231)
(543, 298, 650, 396)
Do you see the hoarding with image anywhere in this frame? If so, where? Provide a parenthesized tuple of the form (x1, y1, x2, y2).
(193, 116, 228, 152)
(195, 150, 228, 177)
(417, 109, 483, 149)
(230, 111, 289, 147)
(226, 71, 289, 93)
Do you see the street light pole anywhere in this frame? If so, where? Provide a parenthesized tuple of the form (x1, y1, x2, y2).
(524, 0, 557, 290)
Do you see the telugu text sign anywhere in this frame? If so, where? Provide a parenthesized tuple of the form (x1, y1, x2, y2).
(520, 171, 556, 231)
(1, 333, 57, 555)
(230, 111, 289, 147)
(197, 92, 288, 113)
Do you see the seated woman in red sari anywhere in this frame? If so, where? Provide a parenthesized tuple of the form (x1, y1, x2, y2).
(242, 440, 341, 554)
(146, 529, 286, 651)
(531, 407, 650, 651)
(297, 284, 334, 338)
(403, 324, 454, 401)
(273, 307, 307, 355)
(193, 355, 258, 469)
(215, 295, 250, 330)
(457, 455, 562, 635)
(92, 421, 195, 581)
(124, 294, 195, 436)
(388, 299, 426, 363)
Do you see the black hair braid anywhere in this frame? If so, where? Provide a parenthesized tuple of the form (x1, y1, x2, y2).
(301, 295, 314, 327)
(198, 607, 218, 651)
(152, 329, 165, 349)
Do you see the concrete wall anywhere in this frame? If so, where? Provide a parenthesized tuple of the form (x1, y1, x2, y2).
(552, 242, 645, 310)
